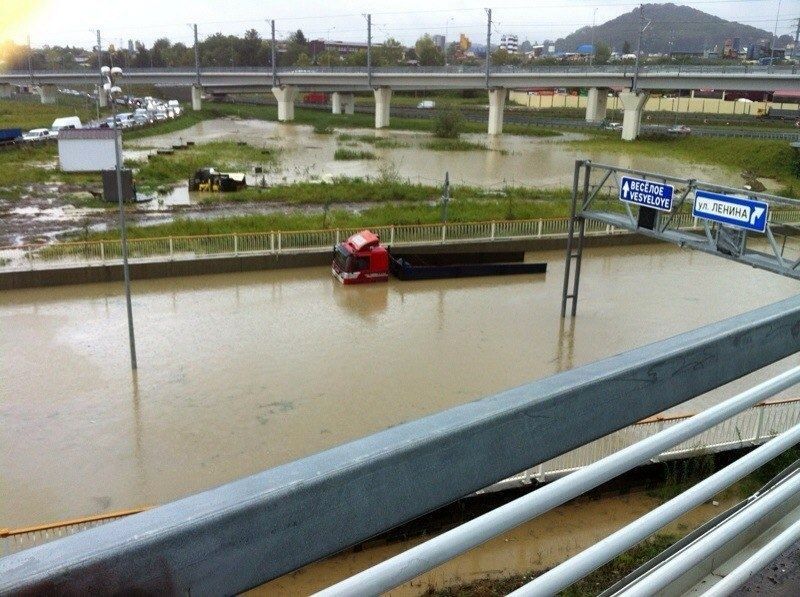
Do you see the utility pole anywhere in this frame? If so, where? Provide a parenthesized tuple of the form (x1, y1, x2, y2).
(769, 0, 782, 69)
(366, 14, 372, 88)
(590, 8, 598, 67)
(193, 24, 201, 86)
(485, 8, 492, 89)
(26, 34, 33, 83)
(794, 17, 800, 59)
(96, 30, 102, 120)
(441, 172, 450, 223)
(270, 20, 277, 87)
(632, 4, 650, 92)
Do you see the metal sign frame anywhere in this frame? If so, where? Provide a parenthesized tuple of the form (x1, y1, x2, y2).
(561, 160, 800, 318)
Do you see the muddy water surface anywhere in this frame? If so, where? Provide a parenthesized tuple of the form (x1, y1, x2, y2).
(129, 118, 742, 189)
(1, 244, 797, 529)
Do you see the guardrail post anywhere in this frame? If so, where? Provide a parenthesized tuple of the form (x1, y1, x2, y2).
(606, 224, 611, 234)
(491, 221, 496, 240)
(234, 234, 238, 256)
(335, 229, 340, 244)
(754, 404, 766, 441)
(390, 226, 395, 245)
(441, 225, 446, 243)
(537, 219, 543, 238)
(270, 232, 275, 254)
(169, 237, 174, 259)
(277, 232, 282, 253)
(100, 242, 105, 263)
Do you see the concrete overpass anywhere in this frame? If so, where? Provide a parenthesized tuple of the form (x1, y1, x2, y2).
(1, 65, 797, 140)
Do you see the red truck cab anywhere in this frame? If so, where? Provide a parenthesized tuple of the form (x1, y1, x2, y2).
(332, 230, 389, 284)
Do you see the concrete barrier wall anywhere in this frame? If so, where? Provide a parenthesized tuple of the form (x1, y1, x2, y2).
(0, 234, 659, 290)
(508, 90, 800, 116)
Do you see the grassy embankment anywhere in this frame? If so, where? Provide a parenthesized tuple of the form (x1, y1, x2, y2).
(120, 101, 561, 139)
(0, 95, 98, 130)
(427, 446, 800, 595)
(74, 181, 575, 241)
(571, 134, 800, 196)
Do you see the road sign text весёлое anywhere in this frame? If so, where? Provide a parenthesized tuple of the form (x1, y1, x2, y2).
(692, 190, 769, 233)
(619, 177, 674, 212)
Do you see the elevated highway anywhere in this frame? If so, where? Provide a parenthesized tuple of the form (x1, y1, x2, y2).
(1, 65, 797, 139)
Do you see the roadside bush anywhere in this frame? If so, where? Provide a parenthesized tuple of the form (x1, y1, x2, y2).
(433, 110, 463, 139)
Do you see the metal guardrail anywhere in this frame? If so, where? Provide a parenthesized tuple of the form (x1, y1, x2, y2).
(3, 294, 800, 593)
(0, 213, 738, 272)
(4, 210, 799, 272)
(2, 65, 797, 76)
(0, 508, 148, 558)
(4, 397, 799, 558)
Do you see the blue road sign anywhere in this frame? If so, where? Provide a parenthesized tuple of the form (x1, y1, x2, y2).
(619, 176, 674, 212)
(692, 190, 769, 233)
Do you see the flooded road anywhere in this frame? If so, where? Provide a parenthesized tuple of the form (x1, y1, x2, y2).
(1, 243, 797, 528)
(130, 118, 742, 190)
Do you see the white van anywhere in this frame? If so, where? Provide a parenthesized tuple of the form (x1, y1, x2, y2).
(417, 100, 436, 109)
(51, 116, 82, 131)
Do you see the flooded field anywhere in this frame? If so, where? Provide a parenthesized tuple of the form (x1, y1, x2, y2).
(130, 118, 740, 190)
(1, 243, 797, 529)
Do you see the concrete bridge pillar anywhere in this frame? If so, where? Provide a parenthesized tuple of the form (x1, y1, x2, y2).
(374, 86, 392, 128)
(331, 92, 342, 114)
(97, 85, 108, 108)
(0, 83, 12, 98)
(342, 93, 355, 115)
(39, 84, 57, 105)
(191, 85, 203, 111)
(585, 87, 609, 123)
(272, 85, 298, 122)
(619, 90, 649, 141)
(488, 87, 506, 135)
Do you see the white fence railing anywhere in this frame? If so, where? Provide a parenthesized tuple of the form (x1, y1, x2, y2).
(485, 397, 800, 492)
(2, 210, 799, 272)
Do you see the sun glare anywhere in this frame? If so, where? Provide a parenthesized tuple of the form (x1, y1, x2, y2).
(0, 0, 48, 41)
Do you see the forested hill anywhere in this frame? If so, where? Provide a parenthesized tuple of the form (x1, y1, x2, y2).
(555, 3, 788, 54)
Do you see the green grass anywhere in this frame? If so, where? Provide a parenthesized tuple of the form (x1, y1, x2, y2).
(197, 178, 573, 206)
(423, 138, 490, 151)
(0, 96, 98, 130)
(336, 133, 409, 148)
(333, 148, 376, 160)
(131, 101, 561, 139)
(571, 134, 800, 190)
(130, 141, 276, 188)
(425, 534, 678, 596)
(70, 194, 574, 241)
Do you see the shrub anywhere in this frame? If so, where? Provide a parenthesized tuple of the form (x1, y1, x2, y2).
(433, 110, 463, 139)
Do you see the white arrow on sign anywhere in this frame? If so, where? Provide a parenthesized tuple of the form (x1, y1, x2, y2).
(750, 206, 765, 226)
(622, 181, 630, 199)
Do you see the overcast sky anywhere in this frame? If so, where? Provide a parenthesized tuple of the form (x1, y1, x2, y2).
(3, 0, 797, 49)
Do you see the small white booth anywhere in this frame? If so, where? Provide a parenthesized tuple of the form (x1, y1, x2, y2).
(58, 129, 117, 172)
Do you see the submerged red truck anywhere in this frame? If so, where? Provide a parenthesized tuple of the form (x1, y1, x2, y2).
(332, 230, 390, 284)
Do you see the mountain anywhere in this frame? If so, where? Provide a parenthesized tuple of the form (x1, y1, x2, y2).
(555, 3, 789, 55)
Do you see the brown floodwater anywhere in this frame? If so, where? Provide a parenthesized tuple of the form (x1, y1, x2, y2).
(1, 244, 798, 528)
(129, 118, 746, 190)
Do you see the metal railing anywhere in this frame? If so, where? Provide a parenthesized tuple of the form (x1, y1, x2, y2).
(5, 210, 798, 272)
(1, 508, 148, 558)
(4, 397, 799, 558)
(2, 294, 800, 594)
(2, 65, 797, 76)
(0, 211, 766, 272)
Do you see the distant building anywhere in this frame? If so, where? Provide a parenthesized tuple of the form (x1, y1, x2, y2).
(500, 34, 519, 53)
(576, 43, 594, 55)
(431, 34, 446, 52)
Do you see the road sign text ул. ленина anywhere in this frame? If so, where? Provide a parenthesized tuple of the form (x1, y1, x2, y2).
(619, 177, 674, 212)
(692, 190, 769, 233)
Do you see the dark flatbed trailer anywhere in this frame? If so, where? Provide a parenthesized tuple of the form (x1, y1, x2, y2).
(389, 251, 547, 281)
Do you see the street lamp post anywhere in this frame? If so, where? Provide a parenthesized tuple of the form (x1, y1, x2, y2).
(590, 8, 598, 67)
(102, 65, 137, 370)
